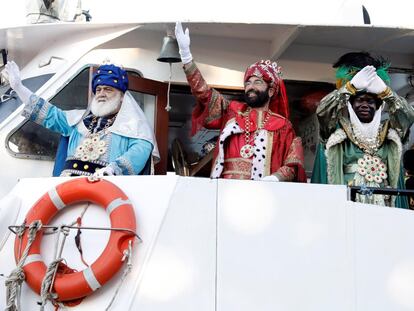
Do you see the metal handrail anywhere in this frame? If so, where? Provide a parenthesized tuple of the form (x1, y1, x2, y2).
(349, 186, 414, 202)
(8, 225, 142, 243)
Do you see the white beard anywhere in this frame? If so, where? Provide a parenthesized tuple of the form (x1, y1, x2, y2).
(90, 93, 123, 117)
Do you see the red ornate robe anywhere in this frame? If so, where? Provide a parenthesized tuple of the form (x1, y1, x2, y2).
(185, 62, 306, 182)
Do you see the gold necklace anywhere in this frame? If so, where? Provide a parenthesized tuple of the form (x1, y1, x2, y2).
(75, 115, 116, 162)
(239, 109, 271, 159)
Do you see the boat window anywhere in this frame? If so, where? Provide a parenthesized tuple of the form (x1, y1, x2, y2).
(286, 81, 334, 176)
(6, 68, 90, 159)
(168, 85, 244, 175)
(0, 74, 54, 124)
(168, 81, 334, 177)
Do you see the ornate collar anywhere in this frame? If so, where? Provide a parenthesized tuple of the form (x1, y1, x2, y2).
(340, 117, 389, 154)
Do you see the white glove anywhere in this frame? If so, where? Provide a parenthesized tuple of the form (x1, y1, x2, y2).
(261, 175, 280, 182)
(175, 22, 193, 64)
(366, 74, 388, 94)
(93, 166, 115, 178)
(350, 65, 376, 91)
(3, 61, 32, 104)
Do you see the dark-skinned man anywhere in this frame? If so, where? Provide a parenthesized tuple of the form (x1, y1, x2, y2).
(312, 52, 414, 207)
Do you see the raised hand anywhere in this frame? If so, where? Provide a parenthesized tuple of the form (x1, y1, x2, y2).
(366, 73, 388, 95)
(350, 65, 376, 90)
(175, 22, 193, 64)
(3, 61, 32, 104)
(4, 61, 23, 90)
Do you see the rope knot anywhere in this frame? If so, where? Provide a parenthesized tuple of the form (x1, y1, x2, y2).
(15, 221, 26, 238)
(39, 258, 64, 309)
(5, 219, 43, 311)
(5, 267, 25, 286)
(60, 226, 70, 236)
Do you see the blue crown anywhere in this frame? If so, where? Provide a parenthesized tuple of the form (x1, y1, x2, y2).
(92, 64, 129, 93)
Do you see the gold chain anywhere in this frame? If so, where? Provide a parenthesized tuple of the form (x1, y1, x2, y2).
(244, 110, 252, 144)
(243, 108, 271, 145)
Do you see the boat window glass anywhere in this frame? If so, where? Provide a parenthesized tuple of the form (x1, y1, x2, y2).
(286, 81, 334, 176)
(168, 85, 243, 176)
(6, 68, 90, 159)
(0, 74, 54, 124)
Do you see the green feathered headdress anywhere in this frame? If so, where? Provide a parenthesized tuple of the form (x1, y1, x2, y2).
(333, 52, 391, 89)
(335, 65, 390, 89)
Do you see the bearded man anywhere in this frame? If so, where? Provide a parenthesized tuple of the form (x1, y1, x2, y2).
(312, 52, 414, 206)
(4, 61, 159, 176)
(175, 22, 306, 182)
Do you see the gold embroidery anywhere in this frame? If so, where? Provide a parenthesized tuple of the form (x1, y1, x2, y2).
(378, 87, 392, 99)
(264, 131, 273, 176)
(345, 81, 357, 95)
(340, 118, 389, 153)
(222, 158, 252, 178)
(284, 137, 305, 165)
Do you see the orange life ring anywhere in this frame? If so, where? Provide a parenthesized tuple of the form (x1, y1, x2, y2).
(14, 177, 136, 301)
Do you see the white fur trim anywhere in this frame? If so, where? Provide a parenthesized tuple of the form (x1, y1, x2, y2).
(211, 120, 269, 180)
(211, 120, 243, 178)
(387, 128, 403, 158)
(251, 130, 268, 180)
(325, 128, 347, 152)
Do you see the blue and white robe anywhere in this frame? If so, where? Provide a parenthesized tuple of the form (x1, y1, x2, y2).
(23, 91, 159, 176)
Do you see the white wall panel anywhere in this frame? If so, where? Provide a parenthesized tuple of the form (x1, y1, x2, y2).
(353, 202, 414, 311)
(217, 180, 352, 311)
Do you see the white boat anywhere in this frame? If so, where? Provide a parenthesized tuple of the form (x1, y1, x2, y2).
(0, 1, 413, 310)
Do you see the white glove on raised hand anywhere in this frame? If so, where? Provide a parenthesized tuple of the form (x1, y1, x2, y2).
(350, 65, 376, 91)
(3, 61, 33, 104)
(366, 74, 388, 94)
(93, 166, 115, 178)
(175, 22, 193, 64)
(261, 175, 280, 182)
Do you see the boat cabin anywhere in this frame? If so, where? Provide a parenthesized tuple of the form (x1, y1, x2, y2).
(0, 22, 413, 197)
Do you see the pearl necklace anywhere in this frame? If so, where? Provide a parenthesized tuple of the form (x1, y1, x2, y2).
(351, 123, 382, 154)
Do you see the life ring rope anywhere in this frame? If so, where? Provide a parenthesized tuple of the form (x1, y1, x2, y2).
(12, 178, 137, 302)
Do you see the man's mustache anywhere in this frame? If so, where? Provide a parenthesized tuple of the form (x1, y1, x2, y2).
(246, 90, 258, 96)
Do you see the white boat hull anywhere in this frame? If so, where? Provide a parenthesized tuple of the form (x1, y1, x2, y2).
(0, 176, 414, 310)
